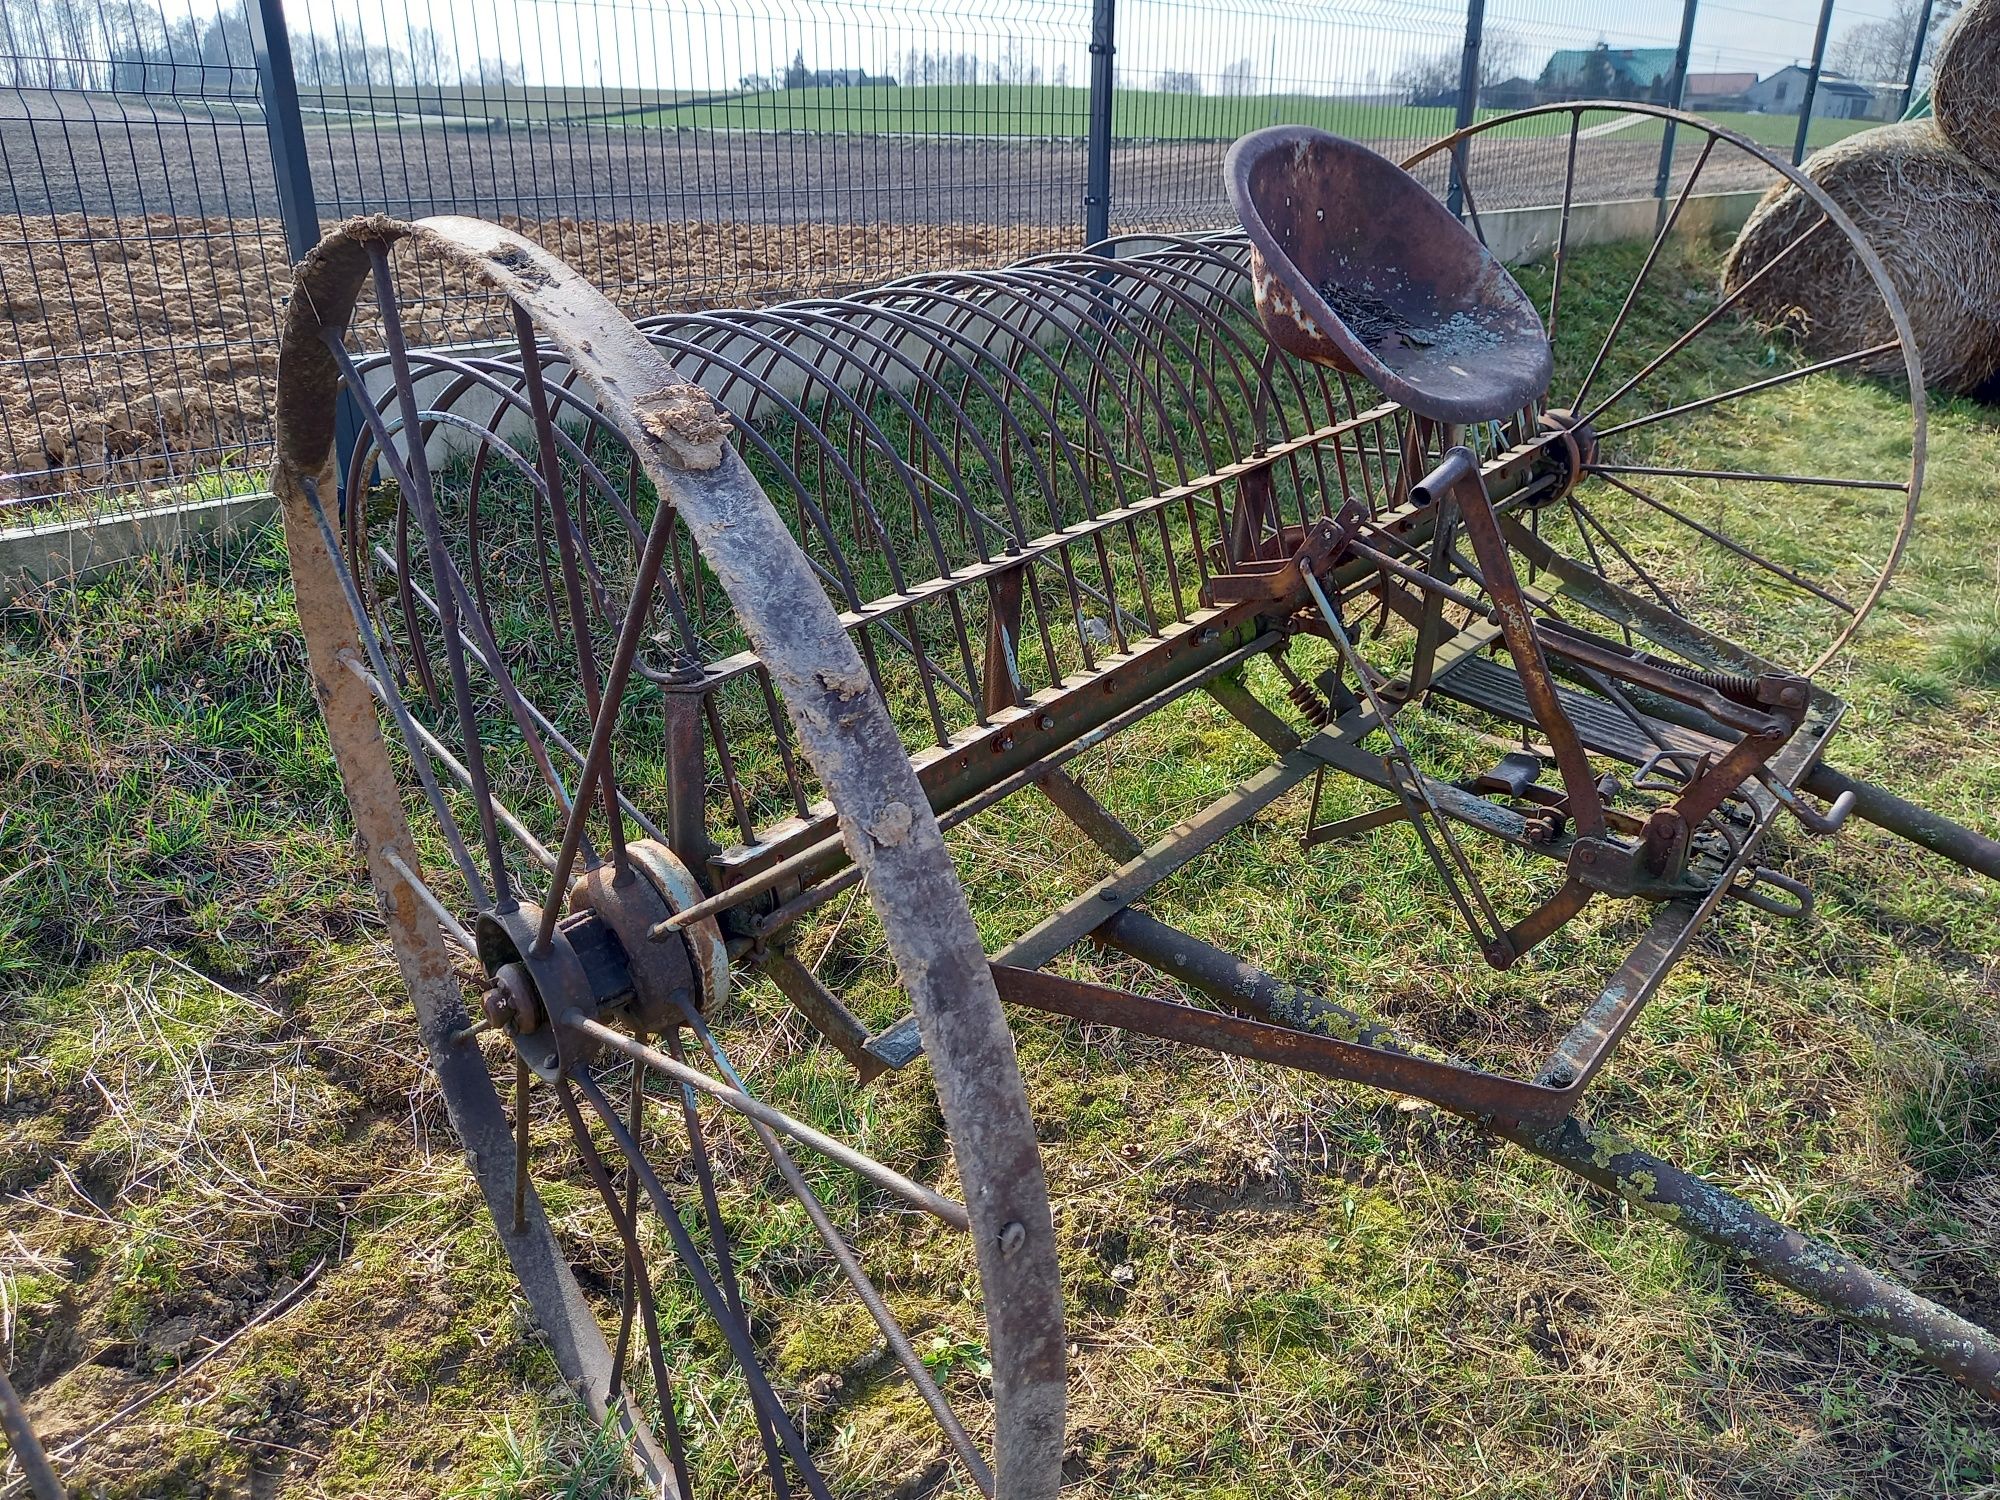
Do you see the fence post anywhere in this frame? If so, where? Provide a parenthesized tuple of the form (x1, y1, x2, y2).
(1446, 0, 1484, 217)
(247, 0, 321, 261)
(1653, 0, 1699, 203)
(1794, 0, 1838, 165)
(1085, 0, 1116, 247)
(1903, 0, 1937, 112)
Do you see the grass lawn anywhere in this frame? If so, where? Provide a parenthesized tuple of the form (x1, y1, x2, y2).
(3, 237, 1999, 1495)
(624, 83, 1876, 152)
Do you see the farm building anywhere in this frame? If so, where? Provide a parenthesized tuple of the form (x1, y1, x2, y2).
(1745, 65, 1874, 117)
(1536, 45, 1679, 102)
(1684, 71, 1756, 108)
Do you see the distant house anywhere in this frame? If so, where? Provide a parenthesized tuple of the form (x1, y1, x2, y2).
(782, 55, 897, 89)
(1537, 46, 1680, 102)
(1744, 65, 1872, 118)
(1684, 71, 1755, 109)
(1481, 76, 1538, 110)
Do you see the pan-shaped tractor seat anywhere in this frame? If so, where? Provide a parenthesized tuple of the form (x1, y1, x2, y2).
(1225, 125, 1552, 425)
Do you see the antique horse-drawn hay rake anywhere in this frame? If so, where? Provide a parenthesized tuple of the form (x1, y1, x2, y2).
(266, 106, 1998, 1495)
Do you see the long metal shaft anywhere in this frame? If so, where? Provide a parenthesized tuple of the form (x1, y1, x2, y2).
(1094, 909, 2000, 1400)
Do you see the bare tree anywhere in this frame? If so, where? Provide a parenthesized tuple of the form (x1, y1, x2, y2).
(405, 27, 455, 87)
(1155, 70, 1201, 94)
(464, 55, 526, 87)
(1393, 47, 1459, 105)
(1219, 57, 1258, 97)
(1830, 0, 1938, 91)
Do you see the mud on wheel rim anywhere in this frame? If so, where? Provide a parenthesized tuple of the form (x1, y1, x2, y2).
(271, 215, 1065, 1498)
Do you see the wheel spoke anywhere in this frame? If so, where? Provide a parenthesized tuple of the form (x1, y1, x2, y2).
(1594, 340, 1902, 439)
(1546, 109, 1582, 347)
(1588, 470, 1858, 614)
(1571, 134, 1718, 416)
(564, 1069, 836, 1500)
(678, 998, 996, 1497)
(668, 1030, 793, 1500)
(1574, 216, 1833, 430)
(1586, 464, 1906, 492)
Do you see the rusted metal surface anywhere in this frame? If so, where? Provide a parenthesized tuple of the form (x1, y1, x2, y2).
(270, 105, 1998, 1495)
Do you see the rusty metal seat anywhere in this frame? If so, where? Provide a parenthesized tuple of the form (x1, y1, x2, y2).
(1225, 124, 1552, 424)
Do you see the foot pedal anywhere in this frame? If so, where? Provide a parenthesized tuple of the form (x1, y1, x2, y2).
(1472, 750, 1544, 799)
(861, 1015, 925, 1073)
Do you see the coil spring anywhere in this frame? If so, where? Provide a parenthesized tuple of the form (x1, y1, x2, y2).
(1644, 655, 1761, 705)
(1286, 675, 1333, 727)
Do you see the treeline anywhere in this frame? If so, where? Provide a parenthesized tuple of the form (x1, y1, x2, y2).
(0, 0, 522, 96)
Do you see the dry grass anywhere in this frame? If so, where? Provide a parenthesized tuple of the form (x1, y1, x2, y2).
(1934, 0, 2000, 176)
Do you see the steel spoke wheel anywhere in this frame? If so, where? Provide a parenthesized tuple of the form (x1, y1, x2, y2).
(1403, 103, 1924, 676)
(272, 217, 1064, 1499)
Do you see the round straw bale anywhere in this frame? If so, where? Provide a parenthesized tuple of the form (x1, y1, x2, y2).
(1933, 0, 2000, 172)
(1722, 118, 2000, 395)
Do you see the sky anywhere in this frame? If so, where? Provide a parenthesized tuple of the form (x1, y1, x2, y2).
(267, 0, 1922, 99)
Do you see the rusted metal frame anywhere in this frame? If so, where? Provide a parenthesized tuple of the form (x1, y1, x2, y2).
(1300, 566, 1517, 961)
(1201, 669, 1304, 755)
(1595, 340, 1902, 440)
(990, 711, 1375, 973)
(673, 999, 994, 1495)
(709, 598, 1279, 888)
(986, 564, 1147, 863)
(663, 1029, 794, 1497)
(558, 1071, 833, 1500)
(1802, 766, 2000, 882)
(666, 626, 1288, 941)
(1402, 486, 1463, 702)
(759, 947, 895, 1082)
(1069, 913, 2000, 1400)
(1569, 133, 1719, 416)
(690, 403, 1406, 702)
(735, 632, 1287, 947)
(1431, 448, 1608, 842)
(1574, 216, 1834, 432)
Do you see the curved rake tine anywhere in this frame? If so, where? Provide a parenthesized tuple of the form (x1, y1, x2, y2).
(564, 1069, 836, 1500)
(299, 475, 489, 905)
(561, 1010, 971, 1230)
(365, 243, 515, 911)
(667, 1029, 792, 1500)
(676, 997, 996, 1497)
